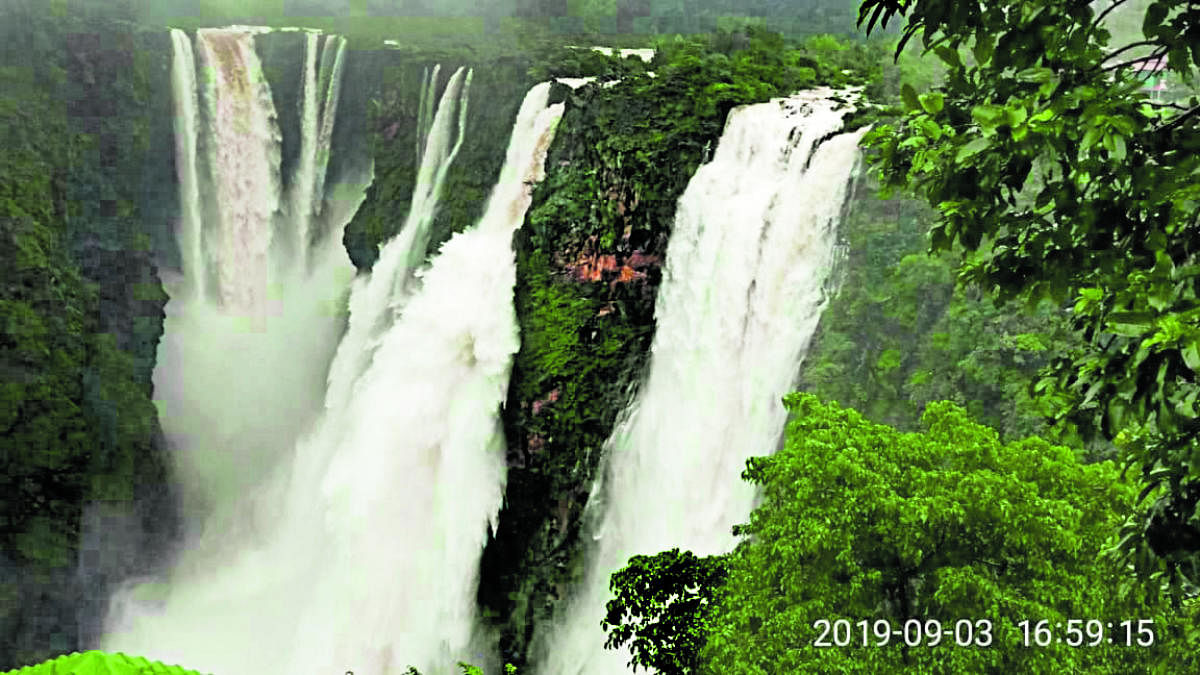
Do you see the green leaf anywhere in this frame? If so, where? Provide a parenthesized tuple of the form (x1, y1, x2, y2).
(1112, 134, 1126, 161)
(901, 83, 921, 112)
(972, 33, 994, 65)
(1183, 343, 1200, 371)
(919, 118, 944, 139)
(1016, 67, 1054, 84)
(1107, 311, 1154, 336)
(956, 137, 991, 162)
(1144, 1, 1169, 37)
(919, 92, 944, 114)
(934, 46, 961, 68)
(1029, 108, 1055, 123)
(971, 104, 1006, 130)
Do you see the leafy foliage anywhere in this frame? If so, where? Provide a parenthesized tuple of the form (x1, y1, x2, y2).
(601, 549, 728, 674)
(855, 0, 1200, 588)
(655, 395, 1194, 673)
(798, 174, 1090, 448)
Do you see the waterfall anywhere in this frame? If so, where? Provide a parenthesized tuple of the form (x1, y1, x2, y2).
(169, 29, 204, 303)
(323, 65, 471, 415)
(538, 89, 868, 675)
(289, 31, 320, 262)
(152, 26, 361, 522)
(280, 80, 563, 675)
(416, 64, 442, 164)
(312, 35, 347, 225)
(104, 24, 562, 670)
(101, 25, 367, 670)
(193, 28, 282, 316)
(289, 32, 347, 267)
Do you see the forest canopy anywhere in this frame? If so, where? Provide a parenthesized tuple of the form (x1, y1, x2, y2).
(856, 0, 1200, 591)
(604, 396, 1197, 673)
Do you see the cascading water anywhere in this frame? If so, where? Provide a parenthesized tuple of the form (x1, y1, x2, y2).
(538, 89, 869, 675)
(323, 65, 472, 414)
(168, 29, 204, 303)
(101, 24, 364, 668)
(104, 23, 563, 671)
(150, 27, 360, 527)
(416, 64, 442, 164)
(287, 32, 349, 268)
(312, 35, 346, 225)
(193, 27, 282, 317)
(279, 81, 563, 675)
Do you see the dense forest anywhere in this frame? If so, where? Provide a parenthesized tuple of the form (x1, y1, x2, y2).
(1, 0, 1198, 673)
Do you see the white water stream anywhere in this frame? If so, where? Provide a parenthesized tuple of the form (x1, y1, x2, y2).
(323, 66, 472, 415)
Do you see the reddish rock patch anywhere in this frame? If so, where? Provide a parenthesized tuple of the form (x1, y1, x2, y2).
(561, 234, 661, 289)
(527, 434, 545, 455)
(530, 388, 561, 416)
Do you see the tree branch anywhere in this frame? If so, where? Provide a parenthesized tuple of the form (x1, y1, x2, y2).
(1092, 0, 1133, 33)
(1155, 105, 1200, 134)
(1097, 41, 1163, 72)
(1144, 101, 1191, 110)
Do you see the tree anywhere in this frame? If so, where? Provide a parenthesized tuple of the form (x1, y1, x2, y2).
(694, 394, 1192, 673)
(855, 0, 1200, 589)
(602, 548, 728, 674)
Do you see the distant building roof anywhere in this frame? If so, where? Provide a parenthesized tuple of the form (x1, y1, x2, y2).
(1131, 55, 1168, 72)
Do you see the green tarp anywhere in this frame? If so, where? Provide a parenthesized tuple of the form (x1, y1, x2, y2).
(2, 651, 211, 675)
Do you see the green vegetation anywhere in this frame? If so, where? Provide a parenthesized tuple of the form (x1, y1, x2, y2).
(855, 0, 1200, 590)
(798, 177, 1090, 448)
(602, 549, 728, 674)
(0, 5, 175, 667)
(604, 396, 1197, 673)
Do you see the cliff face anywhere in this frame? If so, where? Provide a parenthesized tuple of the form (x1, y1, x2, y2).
(481, 104, 667, 665)
(341, 46, 540, 272)
(0, 5, 179, 667)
